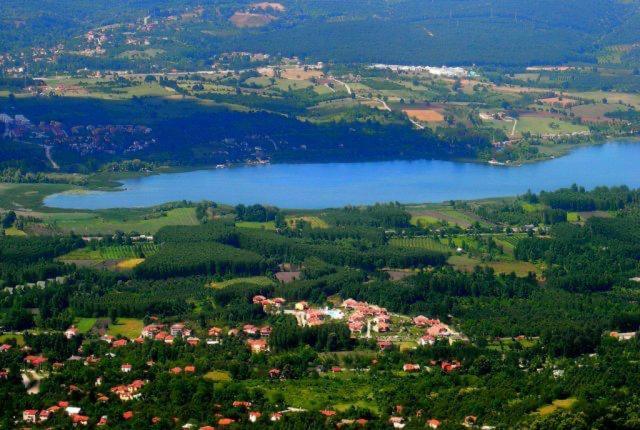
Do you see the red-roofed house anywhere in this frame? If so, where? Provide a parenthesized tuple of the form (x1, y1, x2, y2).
(64, 326, 79, 339)
(123, 411, 134, 420)
(24, 355, 48, 367)
(269, 368, 281, 378)
(247, 338, 268, 353)
(23, 410, 38, 423)
(403, 363, 421, 372)
(208, 327, 222, 337)
(413, 315, 429, 327)
(320, 410, 336, 417)
(0, 344, 12, 352)
(377, 340, 393, 350)
(427, 418, 441, 429)
(218, 418, 236, 426)
(271, 412, 283, 421)
(111, 339, 128, 348)
(72, 415, 89, 426)
(252, 295, 267, 304)
(419, 335, 436, 346)
(249, 411, 262, 423)
(389, 416, 405, 429)
(38, 409, 51, 422)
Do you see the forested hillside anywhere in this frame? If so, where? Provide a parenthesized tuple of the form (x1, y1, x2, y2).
(2, 0, 640, 68)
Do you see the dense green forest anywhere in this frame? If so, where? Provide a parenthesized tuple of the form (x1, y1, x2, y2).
(2, 0, 640, 69)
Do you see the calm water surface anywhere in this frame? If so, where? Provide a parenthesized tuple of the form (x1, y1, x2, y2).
(45, 141, 640, 209)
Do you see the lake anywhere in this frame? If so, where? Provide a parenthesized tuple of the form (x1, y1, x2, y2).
(45, 141, 640, 209)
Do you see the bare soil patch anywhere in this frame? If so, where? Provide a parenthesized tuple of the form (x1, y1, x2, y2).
(229, 12, 276, 28)
(403, 108, 445, 123)
(281, 67, 324, 80)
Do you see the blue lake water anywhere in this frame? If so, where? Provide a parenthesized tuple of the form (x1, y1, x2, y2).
(45, 141, 640, 209)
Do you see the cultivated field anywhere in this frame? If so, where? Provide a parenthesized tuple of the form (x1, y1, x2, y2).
(60, 244, 159, 261)
(389, 237, 451, 253)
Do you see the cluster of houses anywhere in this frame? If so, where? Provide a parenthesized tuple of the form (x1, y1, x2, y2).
(342, 298, 390, 335)
(0, 112, 154, 156)
(282, 300, 344, 327)
(22, 402, 92, 426)
(413, 315, 454, 345)
(252, 294, 286, 313)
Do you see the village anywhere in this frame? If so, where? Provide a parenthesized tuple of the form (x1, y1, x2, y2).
(1, 289, 476, 429)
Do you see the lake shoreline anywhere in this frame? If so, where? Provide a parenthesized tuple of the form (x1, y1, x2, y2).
(90, 135, 640, 191)
(41, 140, 640, 210)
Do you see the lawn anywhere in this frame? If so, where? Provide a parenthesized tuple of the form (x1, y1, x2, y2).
(107, 318, 144, 339)
(74, 317, 97, 334)
(0, 333, 25, 345)
(210, 276, 275, 289)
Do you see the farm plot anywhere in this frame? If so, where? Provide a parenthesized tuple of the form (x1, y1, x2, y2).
(389, 237, 451, 254)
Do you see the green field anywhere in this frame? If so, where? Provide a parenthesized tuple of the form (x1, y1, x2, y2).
(210, 276, 275, 289)
(0, 183, 77, 210)
(448, 255, 541, 276)
(44, 207, 199, 234)
(248, 374, 379, 413)
(3, 226, 27, 236)
(410, 215, 441, 227)
(107, 318, 144, 339)
(515, 116, 588, 136)
(60, 244, 159, 261)
(389, 237, 451, 254)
